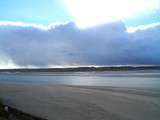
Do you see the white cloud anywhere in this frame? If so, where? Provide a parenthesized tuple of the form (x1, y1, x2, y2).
(0, 21, 49, 30)
(127, 22, 160, 32)
(0, 21, 160, 68)
(0, 51, 18, 69)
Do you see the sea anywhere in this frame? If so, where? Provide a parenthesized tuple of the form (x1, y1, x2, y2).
(0, 70, 160, 89)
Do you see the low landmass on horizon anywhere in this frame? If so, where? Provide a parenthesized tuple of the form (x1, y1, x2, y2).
(0, 65, 160, 73)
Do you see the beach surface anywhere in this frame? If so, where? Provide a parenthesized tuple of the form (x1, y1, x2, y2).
(0, 83, 160, 120)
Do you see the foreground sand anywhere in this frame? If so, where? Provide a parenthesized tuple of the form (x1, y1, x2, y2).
(0, 84, 160, 120)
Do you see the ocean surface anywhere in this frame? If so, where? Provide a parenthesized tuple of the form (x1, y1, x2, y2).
(0, 70, 160, 89)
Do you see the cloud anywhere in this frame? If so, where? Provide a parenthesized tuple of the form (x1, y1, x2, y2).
(0, 21, 160, 68)
(127, 22, 160, 32)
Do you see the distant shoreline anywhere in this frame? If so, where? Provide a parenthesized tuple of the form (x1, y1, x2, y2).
(0, 65, 160, 73)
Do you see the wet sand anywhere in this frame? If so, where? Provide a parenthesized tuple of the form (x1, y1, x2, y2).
(0, 83, 160, 120)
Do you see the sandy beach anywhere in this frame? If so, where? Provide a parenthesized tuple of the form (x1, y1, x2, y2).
(0, 83, 160, 120)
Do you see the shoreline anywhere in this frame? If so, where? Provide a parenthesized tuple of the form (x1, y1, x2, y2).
(0, 101, 47, 120)
(0, 83, 160, 120)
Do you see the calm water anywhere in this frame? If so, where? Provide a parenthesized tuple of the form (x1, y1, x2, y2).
(0, 70, 160, 89)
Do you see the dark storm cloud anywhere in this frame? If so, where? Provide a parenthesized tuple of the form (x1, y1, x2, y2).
(0, 21, 160, 67)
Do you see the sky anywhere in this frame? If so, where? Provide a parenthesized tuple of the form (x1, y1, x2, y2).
(1, 0, 160, 27)
(0, 0, 72, 24)
(0, 0, 160, 68)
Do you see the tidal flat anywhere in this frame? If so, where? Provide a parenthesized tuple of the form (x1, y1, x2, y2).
(0, 84, 160, 120)
(0, 70, 160, 120)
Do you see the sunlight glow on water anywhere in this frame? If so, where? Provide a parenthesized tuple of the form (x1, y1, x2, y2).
(0, 70, 160, 89)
